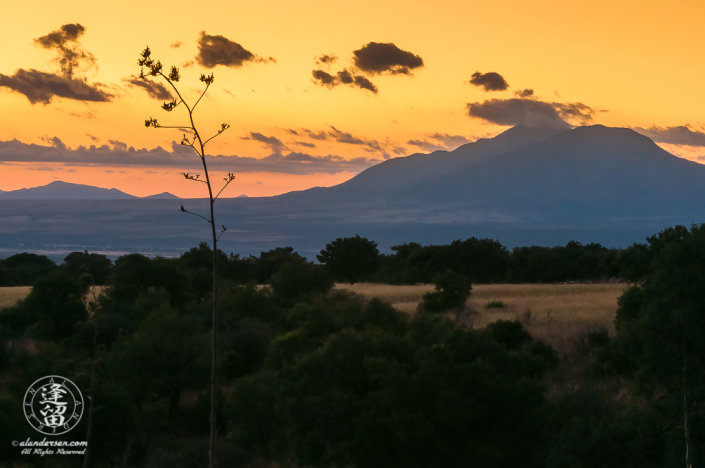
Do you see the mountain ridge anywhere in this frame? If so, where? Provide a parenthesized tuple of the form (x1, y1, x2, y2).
(0, 181, 180, 200)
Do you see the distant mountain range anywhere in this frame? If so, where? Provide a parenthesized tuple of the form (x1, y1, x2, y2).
(283, 124, 705, 220)
(0, 181, 180, 200)
(2, 125, 705, 260)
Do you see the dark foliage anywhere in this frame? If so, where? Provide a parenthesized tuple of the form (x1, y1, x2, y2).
(317, 234, 380, 284)
(418, 270, 472, 313)
(0, 252, 58, 286)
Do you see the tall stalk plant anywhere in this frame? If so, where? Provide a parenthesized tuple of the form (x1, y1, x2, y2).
(138, 46, 234, 467)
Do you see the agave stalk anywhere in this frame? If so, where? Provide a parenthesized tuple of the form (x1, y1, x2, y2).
(138, 46, 234, 468)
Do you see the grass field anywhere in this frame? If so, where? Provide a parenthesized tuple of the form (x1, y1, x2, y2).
(0, 286, 30, 310)
(1, 283, 626, 356)
(336, 283, 626, 355)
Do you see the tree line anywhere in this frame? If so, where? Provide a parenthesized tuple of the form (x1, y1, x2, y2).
(0, 235, 656, 288)
(0, 225, 703, 466)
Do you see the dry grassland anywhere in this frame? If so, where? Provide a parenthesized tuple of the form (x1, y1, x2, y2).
(336, 283, 626, 356)
(0, 286, 104, 311)
(0, 286, 31, 310)
(1, 283, 625, 356)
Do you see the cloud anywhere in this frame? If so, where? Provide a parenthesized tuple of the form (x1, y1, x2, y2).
(0, 70, 113, 105)
(182, 60, 194, 68)
(312, 70, 337, 87)
(86, 134, 99, 142)
(514, 88, 534, 98)
(28, 166, 55, 171)
(34, 23, 95, 78)
(123, 76, 172, 100)
(467, 98, 595, 129)
(311, 68, 378, 94)
(337, 69, 354, 84)
(353, 75, 378, 94)
(315, 54, 337, 66)
(352, 42, 424, 75)
(0, 138, 380, 175)
(468, 71, 509, 92)
(408, 133, 472, 152)
(295, 141, 316, 148)
(631, 125, 705, 147)
(0, 23, 110, 105)
(329, 126, 366, 145)
(241, 132, 288, 155)
(286, 126, 397, 158)
(552, 102, 595, 125)
(170, 41, 183, 48)
(302, 129, 329, 140)
(196, 31, 275, 68)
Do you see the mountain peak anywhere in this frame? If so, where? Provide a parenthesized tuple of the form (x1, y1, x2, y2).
(0, 180, 136, 200)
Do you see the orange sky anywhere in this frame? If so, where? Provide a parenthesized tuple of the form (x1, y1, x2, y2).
(1, 0, 704, 197)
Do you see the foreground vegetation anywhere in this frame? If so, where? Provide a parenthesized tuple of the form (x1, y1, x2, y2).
(338, 282, 625, 355)
(0, 225, 703, 467)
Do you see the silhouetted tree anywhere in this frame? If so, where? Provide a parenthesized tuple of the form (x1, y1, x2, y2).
(317, 235, 380, 284)
(605, 224, 705, 467)
(269, 261, 334, 307)
(0, 252, 58, 286)
(61, 250, 113, 285)
(418, 270, 472, 313)
(137, 45, 237, 465)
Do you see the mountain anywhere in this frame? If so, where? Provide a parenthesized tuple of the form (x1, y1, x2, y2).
(1, 125, 705, 260)
(0, 181, 183, 200)
(143, 192, 180, 199)
(282, 125, 705, 220)
(285, 125, 566, 202)
(0, 181, 137, 200)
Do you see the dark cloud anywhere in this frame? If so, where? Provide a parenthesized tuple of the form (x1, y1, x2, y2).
(0, 138, 378, 175)
(312, 70, 336, 87)
(303, 129, 329, 140)
(632, 125, 705, 147)
(468, 71, 509, 92)
(295, 141, 316, 148)
(311, 68, 378, 94)
(241, 132, 288, 155)
(514, 88, 534, 98)
(329, 126, 366, 145)
(0, 24, 110, 105)
(315, 54, 337, 66)
(352, 42, 424, 75)
(86, 134, 99, 142)
(170, 41, 183, 48)
(408, 133, 472, 152)
(196, 32, 275, 69)
(34, 23, 95, 79)
(287, 126, 395, 157)
(182, 60, 195, 69)
(467, 98, 596, 129)
(123, 76, 172, 100)
(553, 102, 595, 125)
(337, 69, 354, 84)
(0, 69, 112, 104)
(353, 75, 378, 94)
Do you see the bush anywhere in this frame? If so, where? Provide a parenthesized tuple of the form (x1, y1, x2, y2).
(418, 270, 472, 313)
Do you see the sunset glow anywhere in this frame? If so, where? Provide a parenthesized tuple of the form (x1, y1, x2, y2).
(1, 0, 704, 197)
